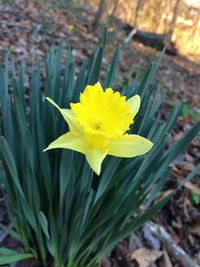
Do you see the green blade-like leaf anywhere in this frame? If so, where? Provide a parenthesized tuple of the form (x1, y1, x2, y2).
(39, 211, 50, 240)
(0, 223, 22, 241)
(103, 44, 120, 88)
(177, 163, 200, 190)
(0, 248, 33, 265)
(87, 46, 103, 85)
(0, 136, 24, 197)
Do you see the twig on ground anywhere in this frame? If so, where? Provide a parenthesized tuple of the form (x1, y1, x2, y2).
(125, 28, 137, 43)
(147, 222, 200, 267)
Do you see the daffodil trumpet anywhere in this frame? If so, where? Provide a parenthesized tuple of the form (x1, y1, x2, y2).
(44, 82, 153, 175)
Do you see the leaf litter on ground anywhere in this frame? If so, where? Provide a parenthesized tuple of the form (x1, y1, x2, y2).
(0, 1, 200, 266)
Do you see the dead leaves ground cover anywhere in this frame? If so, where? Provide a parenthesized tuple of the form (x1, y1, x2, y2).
(0, 1, 199, 267)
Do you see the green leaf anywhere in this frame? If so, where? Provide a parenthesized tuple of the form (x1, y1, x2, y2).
(177, 163, 200, 190)
(0, 248, 33, 265)
(73, 59, 88, 102)
(103, 44, 120, 88)
(87, 46, 103, 85)
(0, 136, 24, 197)
(63, 51, 75, 105)
(162, 121, 200, 164)
(0, 223, 22, 241)
(99, 27, 107, 49)
(39, 211, 50, 240)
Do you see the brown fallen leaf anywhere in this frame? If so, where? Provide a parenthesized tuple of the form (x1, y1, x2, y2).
(131, 248, 163, 267)
(188, 234, 195, 246)
(185, 152, 194, 162)
(160, 249, 173, 267)
(188, 218, 200, 236)
(183, 198, 191, 219)
(182, 162, 196, 171)
(169, 229, 181, 244)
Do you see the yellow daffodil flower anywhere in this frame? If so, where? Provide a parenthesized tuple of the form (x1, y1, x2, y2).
(44, 82, 153, 175)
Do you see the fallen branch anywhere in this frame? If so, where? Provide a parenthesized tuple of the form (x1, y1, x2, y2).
(125, 28, 137, 43)
(147, 222, 200, 267)
(122, 24, 177, 55)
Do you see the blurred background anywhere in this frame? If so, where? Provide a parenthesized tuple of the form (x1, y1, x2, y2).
(0, 0, 200, 58)
(84, 0, 200, 58)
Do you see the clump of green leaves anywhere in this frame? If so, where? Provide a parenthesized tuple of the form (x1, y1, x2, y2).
(0, 33, 200, 267)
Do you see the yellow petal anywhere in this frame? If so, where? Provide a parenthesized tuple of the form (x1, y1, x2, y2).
(127, 95, 141, 119)
(79, 82, 103, 104)
(85, 148, 108, 175)
(46, 97, 81, 134)
(43, 132, 86, 154)
(108, 134, 153, 157)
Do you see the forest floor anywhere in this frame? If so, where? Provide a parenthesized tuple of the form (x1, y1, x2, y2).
(0, 1, 200, 267)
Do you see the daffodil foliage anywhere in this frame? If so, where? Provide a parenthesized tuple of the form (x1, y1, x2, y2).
(44, 83, 153, 174)
(0, 38, 200, 267)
